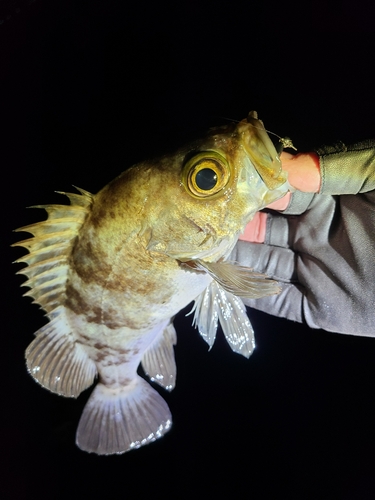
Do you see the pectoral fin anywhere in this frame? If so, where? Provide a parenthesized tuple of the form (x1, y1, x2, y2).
(195, 260, 280, 299)
(191, 281, 255, 358)
(189, 286, 218, 350)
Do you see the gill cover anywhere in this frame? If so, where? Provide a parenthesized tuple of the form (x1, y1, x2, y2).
(181, 151, 233, 199)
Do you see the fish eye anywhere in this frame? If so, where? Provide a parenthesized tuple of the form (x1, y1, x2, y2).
(195, 168, 218, 191)
(182, 152, 231, 198)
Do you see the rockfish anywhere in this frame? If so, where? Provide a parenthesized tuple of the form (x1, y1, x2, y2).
(14, 111, 290, 455)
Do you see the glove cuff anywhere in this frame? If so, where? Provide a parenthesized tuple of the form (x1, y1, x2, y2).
(314, 140, 375, 194)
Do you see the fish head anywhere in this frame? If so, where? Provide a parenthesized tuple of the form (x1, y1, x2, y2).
(179, 109, 289, 211)
(147, 111, 289, 261)
(93, 111, 290, 262)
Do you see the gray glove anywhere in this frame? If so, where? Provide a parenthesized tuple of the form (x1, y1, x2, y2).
(232, 140, 375, 337)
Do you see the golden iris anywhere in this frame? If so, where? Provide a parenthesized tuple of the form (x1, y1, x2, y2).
(182, 151, 231, 198)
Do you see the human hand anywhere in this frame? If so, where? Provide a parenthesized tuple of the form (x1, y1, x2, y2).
(234, 140, 375, 336)
(239, 151, 320, 243)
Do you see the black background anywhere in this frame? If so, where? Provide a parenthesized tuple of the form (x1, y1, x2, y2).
(2, 1, 375, 498)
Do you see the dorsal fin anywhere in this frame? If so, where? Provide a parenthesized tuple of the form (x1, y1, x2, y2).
(12, 187, 93, 316)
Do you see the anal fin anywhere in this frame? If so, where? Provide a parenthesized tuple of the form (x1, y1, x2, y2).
(141, 322, 177, 391)
(76, 377, 172, 455)
(26, 307, 97, 397)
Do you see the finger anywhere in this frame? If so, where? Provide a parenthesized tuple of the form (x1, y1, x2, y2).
(233, 240, 297, 282)
(243, 282, 305, 323)
(239, 212, 268, 243)
(280, 152, 321, 192)
(231, 240, 304, 323)
(266, 192, 292, 210)
(280, 151, 295, 161)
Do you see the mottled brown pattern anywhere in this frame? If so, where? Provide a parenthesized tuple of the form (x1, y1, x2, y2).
(76, 333, 91, 342)
(65, 282, 127, 329)
(70, 237, 113, 286)
(119, 378, 131, 385)
(95, 350, 109, 363)
(65, 282, 91, 315)
(93, 342, 107, 350)
(95, 351, 131, 367)
(117, 347, 132, 355)
(71, 225, 171, 300)
(88, 306, 128, 330)
(75, 332, 136, 368)
(105, 271, 157, 296)
(89, 205, 107, 228)
(102, 377, 132, 388)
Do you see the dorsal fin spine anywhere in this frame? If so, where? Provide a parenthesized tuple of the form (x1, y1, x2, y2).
(13, 189, 93, 316)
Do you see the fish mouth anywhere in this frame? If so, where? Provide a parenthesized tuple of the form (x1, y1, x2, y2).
(243, 110, 288, 190)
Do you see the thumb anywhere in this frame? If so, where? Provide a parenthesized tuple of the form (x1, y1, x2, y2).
(239, 194, 293, 244)
(232, 240, 305, 323)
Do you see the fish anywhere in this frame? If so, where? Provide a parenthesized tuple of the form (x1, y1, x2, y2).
(13, 111, 290, 455)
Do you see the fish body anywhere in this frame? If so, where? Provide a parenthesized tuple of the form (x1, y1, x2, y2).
(14, 111, 290, 454)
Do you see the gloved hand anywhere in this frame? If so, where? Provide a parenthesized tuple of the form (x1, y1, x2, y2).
(233, 144, 375, 337)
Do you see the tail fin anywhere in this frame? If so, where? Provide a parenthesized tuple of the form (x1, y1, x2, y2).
(76, 376, 172, 455)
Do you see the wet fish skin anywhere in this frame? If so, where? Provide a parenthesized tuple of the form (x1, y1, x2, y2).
(14, 112, 290, 455)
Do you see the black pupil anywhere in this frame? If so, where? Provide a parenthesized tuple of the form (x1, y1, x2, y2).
(195, 168, 217, 190)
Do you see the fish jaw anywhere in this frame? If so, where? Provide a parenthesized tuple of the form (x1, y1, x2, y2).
(235, 153, 289, 222)
(243, 110, 289, 190)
